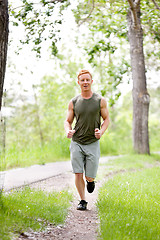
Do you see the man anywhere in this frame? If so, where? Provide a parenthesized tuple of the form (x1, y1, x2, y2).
(64, 69, 110, 211)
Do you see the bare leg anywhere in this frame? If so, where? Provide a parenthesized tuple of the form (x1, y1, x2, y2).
(75, 173, 85, 200)
(85, 176, 95, 182)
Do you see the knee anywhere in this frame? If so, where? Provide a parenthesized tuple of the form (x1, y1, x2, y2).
(75, 173, 83, 180)
(85, 176, 95, 182)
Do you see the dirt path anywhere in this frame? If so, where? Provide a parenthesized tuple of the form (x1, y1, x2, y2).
(12, 153, 160, 240)
(15, 156, 160, 239)
(17, 170, 104, 240)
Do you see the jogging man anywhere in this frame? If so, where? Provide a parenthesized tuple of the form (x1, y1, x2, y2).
(64, 69, 110, 210)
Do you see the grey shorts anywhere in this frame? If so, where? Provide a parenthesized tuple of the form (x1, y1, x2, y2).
(70, 140, 100, 179)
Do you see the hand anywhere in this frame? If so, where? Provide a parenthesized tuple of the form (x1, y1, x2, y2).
(95, 128, 102, 139)
(67, 129, 75, 138)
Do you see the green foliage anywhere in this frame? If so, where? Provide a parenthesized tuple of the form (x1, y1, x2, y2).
(99, 153, 160, 176)
(9, 0, 71, 57)
(5, 75, 76, 146)
(100, 86, 160, 157)
(3, 139, 70, 170)
(38, 75, 76, 141)
(148, 87, 160, 151)
(2, 83, 159, 170)
(97, 164, 160, 239)
(85, 39, 131, 106)
(0, 187, 72, 239)
(100, 113, 133, 155)
(148, 87, 160, 117)
(73, 0, 160, 106)
(149, 118, 160, 152)
(141, 0, 160, 41)
(87, 40, 117, 64)
(73, 0, 132, 106)
(3, 0, 159, 171)
(1, 72, 77, 170)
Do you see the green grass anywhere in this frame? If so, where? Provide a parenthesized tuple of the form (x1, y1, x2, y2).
(97, 154, 160, 240)
(0, 187, 72, 240)
(100, 131, 133, 156)
(1, 113, 160, 171)
(97, 153, 160, 179)
(1, 126, 160, 171)
(1, 139, 71, 170)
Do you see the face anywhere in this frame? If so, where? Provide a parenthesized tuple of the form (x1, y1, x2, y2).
(78, 73, 93, 92)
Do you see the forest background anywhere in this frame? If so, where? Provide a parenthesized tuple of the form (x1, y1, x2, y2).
(0, 0, 160, 171)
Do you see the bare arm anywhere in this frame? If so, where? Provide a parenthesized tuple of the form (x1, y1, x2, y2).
(64, 100, 75, 138)
(95, 97, 110, 139)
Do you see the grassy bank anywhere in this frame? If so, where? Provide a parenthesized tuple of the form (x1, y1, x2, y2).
(1, 130, 160, 171)
(0, 139, 71, 170)
(97, 154, 160, 240)
(97, 153, 160, 178)
(0, 187, 72, 240)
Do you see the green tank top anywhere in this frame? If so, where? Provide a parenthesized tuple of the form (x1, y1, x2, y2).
(72, 93, 101, 145)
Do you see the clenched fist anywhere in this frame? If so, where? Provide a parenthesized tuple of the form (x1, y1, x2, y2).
(67, 129, 75, 138)
(94, 128, 102, 139)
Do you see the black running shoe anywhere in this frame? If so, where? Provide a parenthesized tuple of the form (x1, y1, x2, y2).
(87, 181, 95, 193)
(77, 200, 88, 211)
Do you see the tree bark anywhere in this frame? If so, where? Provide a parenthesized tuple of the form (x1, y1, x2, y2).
(127, 2, 150, 154)
(0, 0, 8, 111)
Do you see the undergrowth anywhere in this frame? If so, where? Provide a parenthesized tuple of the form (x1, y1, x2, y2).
(0, 187, 72, 240)
(97, 154, 160, 240)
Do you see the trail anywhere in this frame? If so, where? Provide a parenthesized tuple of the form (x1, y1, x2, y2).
(16, 171, 103, 240)
(2, 153, 160, 239)
(6, 156, 115, 240)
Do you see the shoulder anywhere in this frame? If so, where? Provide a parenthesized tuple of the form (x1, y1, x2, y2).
(68, 95, 81, 110)
(92, 93, 102, 104)
(100, 96, 107, 108)
(93, 92, 101, 99)
(72, 94, 81, 104)
(68, 100, 73, 110)
(93, 93, 106, 103)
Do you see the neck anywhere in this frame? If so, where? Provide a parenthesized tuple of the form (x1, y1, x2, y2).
(81, 91, 93, 99)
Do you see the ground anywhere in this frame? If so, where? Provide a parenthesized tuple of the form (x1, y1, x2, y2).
(7, 154, 160, 239)
(16, 170, 105, 240)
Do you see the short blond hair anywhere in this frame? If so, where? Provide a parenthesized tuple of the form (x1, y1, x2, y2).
(77, 69, 92, 80)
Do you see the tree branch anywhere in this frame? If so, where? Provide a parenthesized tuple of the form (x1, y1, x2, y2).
(45, 0, 67, 3)
(134, 0, 140, 7)
(11, 0, 65, 11)
(127, 0, 139, 26)
(78, 0, 95, 27)
(127, 0, 135, 10)
(151, 0, 160, 10)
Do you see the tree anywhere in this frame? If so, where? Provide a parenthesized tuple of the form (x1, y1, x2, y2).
(126, 0, 159, 154)
(127, 0, 150, 154)
(3, 0, 160, 155)
(0, 0, 9, 110)
(74, 0, 160, 154)
(10, 0, 70, 57)
(0, 0, 71, 110)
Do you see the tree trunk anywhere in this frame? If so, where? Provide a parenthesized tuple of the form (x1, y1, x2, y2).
(127, 3, 150, 154)
(0, 0, 8, 111)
